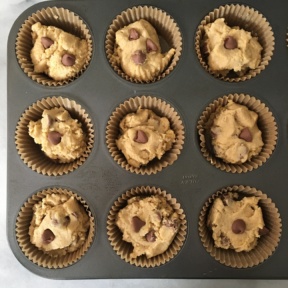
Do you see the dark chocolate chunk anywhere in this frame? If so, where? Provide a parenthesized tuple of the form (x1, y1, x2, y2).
(232, 219, 246, 234)
(239, 127, 253, 142)
(129, 28, 139, 40)
(146, 38, 158, 52)
(259, 226, 269, 236)
(62, 53, 76, 66)
(42, 229, 55, 244)
(224, 36, 238, 49)
(41, 37, 54, 49)
(145, 230, 156, 242)
(47, 131, 62, 145)
(134, 130, 148, 143)
(131, 50, 146, 64)
(132, 216, 145, 232)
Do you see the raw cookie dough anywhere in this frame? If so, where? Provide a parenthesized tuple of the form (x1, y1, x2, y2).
(116, 108, 176, 167)
(210, 100, 263, 164)
(207, 192, 266, 252)
(116, 195, 180, 258)
(30, 22, 88, 81)
(29, 193, 90, 256)
(112, 19, 175, 81)
(28, 107, 87, 163)
(203, 18, 262, 76)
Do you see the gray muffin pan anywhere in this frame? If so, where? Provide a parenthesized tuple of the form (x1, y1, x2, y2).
(6, 0, 288, 279)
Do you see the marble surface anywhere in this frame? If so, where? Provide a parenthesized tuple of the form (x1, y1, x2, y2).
(1, 1, 288, 287)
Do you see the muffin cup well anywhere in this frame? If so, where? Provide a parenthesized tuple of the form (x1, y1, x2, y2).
(199, 185, 281, 268)
(15, 187, 95, 269)
(15, 96, 94, 176)
(195, 4, 274, 82)
(105, 5, 182, 83)
(106, 95, 184, 175)
(197, 93, 277, 173)
(16, 6, 92, 86)
(107, 186, 187, 268)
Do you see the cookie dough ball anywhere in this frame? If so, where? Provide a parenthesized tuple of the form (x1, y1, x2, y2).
(28, 107, 87, 163)
(211, 100, 264, 164)
(203, 18, 262, 76)
(207, 192, 266, 252)
(29, 194, 90, 256)
(112, 19, 175, 81)
(30, 22, 88, 81)
(116, 196, 180, 258)
(116, 108, 176, 167)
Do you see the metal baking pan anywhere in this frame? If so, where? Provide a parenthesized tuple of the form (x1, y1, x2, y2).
(7, 0, 288, 279)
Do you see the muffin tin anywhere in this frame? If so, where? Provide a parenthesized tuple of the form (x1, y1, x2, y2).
(6, 0, 288, 279)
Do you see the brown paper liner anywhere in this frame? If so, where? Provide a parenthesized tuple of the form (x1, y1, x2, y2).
(15, 96, 94, 176)
(106, 95, 184, 175)
(197, 93, 277, 173)
(15, 187, 95, 269)
(195, 4, 274, 82)
(105, 5, 182, 83)
(16, 6, 92, 86)
(199, 185, 281, 268)
(107, 186, 187, 268)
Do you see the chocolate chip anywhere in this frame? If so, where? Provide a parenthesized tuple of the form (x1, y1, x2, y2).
(145, 230, 156, 242)
(64, 216, 70, 225)
(132, 216, 145, 232)
(259, 226, 269, 236)
(224, 36, 238, 49)
(232, 219, 246, 234)
(42, 229, 55, 244)
(146, 38, 158, 52)
(47, 131, 62, 145)
(129, 28, 139, 40)
(239, 127, 252, 142)
(131, 50, 146, 64)
(134, 130, 148, 143)
(61, 53, 75, 66)
(41, 37, 54, 49)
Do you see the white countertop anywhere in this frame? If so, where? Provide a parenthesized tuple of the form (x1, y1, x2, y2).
(1, 1, 288, 287)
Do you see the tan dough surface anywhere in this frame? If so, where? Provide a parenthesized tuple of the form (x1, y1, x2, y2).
(28, 107, 87, 163)
(116, 108, 175, 167)
(112, 19, 175, 81)
(203, 18, 262, 76)
(29, 194, 90, 256)
(116, 196, 179, 258)
(211, 100, 263, 164)
(30, 22, 88, 80)
(207, 192, 265, 252)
